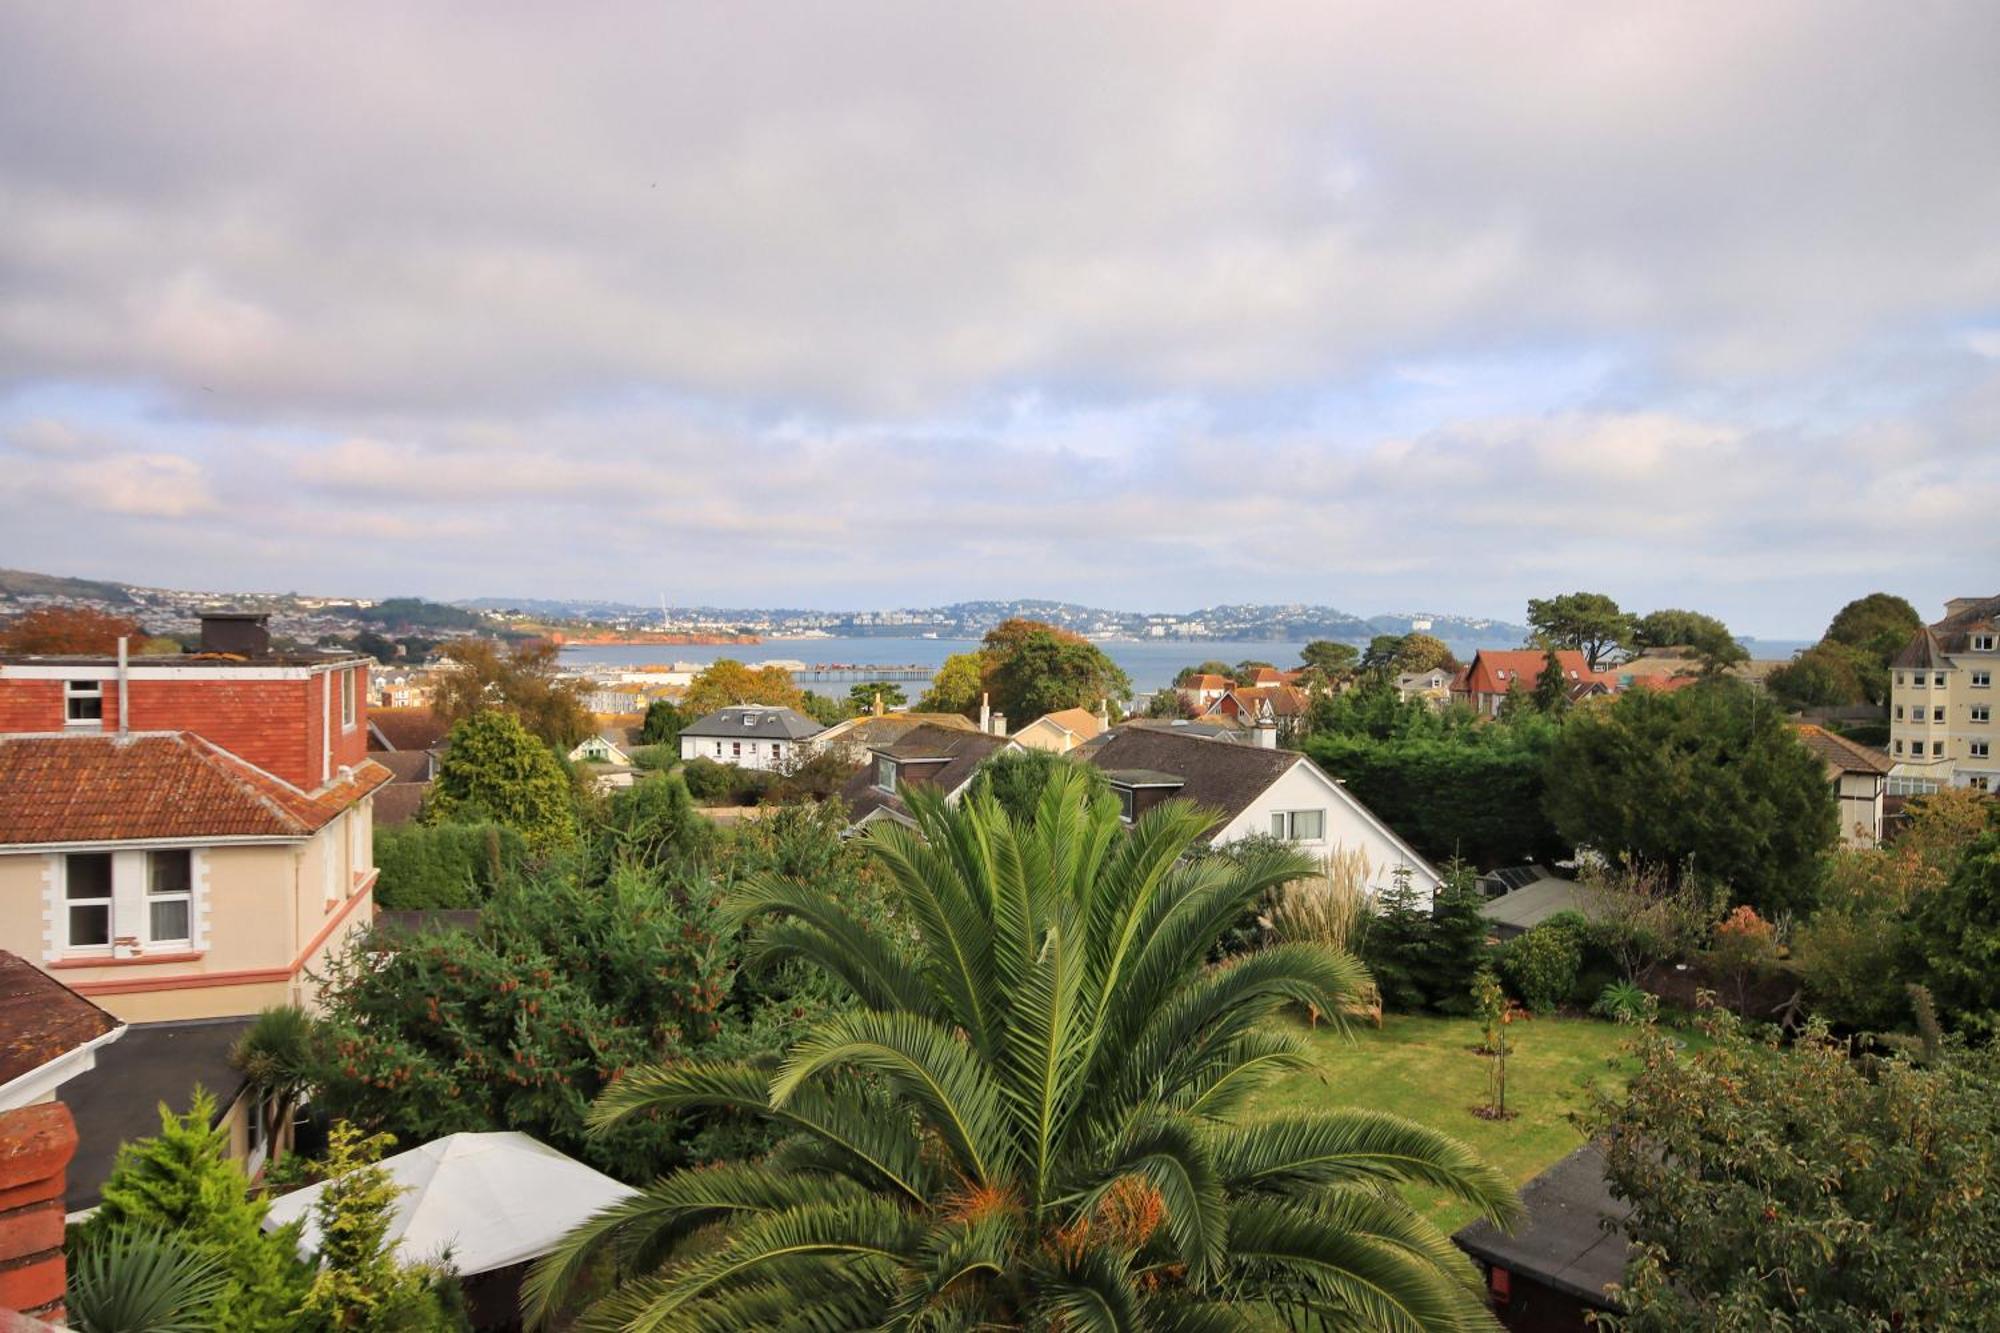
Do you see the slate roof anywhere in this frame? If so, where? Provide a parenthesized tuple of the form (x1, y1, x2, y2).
(1794, 724, 1894, 776)
(60, 1017, 255, 1213)
(1478, 876, 1613, 934)
(680, 705, 824, 741)
(1074, 727, 1299, 841)
(372, 783, 429, 826)
(373, 749, 434, 783)
(0, 953, 119, 1091)
(0, 732, 392, 846)
(839, 724, 1010, 825)
(1454, 1144, 1630, 1312)
(1892, 595, 1999, 667)
(1118, 719, 1246, 743)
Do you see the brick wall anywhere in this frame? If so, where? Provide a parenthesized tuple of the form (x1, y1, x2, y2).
(0, 1103, 76, 1325)
(0, 683, 61, 734)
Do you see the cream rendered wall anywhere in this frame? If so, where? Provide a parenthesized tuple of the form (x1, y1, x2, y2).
(1834, 772, 1884, 848)
(1010, 720, 1079, 754)
(0, 807, 376, 1023)
(1209, 759, 1442, 907)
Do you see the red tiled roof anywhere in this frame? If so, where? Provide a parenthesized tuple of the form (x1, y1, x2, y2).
(1794, 724, 1894, 776)
(368, 709, 451, 753)
(1181, 674, 1233, 691)
(1462, 650, 1615, 695)
(0, 952, 119, 1088)
(0, 732, 391, 846)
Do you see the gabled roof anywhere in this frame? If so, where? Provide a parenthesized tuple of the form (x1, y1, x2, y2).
(1022, 707, 1107, 741)
(373, 750, 434, 783)
(1794, 724, 1894, 776)
(839, 725, 1011, 825)
(1462, 650, 1615, 696)
(1076, 727, 1300, 840)
(1208, 684, 1311, 719)
(812, 712, 979, 752)
(0, 732, 391, 846)
(1179, 674, 1233, 691)
(680, 705, 823, 741)
(369, 709, 451, 753)
(0, 953, 120, 1100)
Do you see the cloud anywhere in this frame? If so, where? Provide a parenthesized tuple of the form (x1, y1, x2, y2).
(0, 3, 1996, 630)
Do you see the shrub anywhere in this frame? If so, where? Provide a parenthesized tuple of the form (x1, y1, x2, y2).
(1499, 915, 1586, 1013)
(628, 743, 674, 772)
(1706, 905, 1779, 1016)
(678, 756, 774, 806)
(1593, 979, 1652, 1023)
(373, 822, 524, 910)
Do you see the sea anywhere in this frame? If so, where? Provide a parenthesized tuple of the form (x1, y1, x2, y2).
(559, 634, 1815, 694)
(567, 637, 1431, 694)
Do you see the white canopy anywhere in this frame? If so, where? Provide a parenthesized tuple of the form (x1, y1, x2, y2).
(261, 1131, 636, 1276)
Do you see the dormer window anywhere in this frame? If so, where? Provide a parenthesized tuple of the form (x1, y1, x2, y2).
(876, 757, 899, 792)
(1116, 787, 1135, 823)
(1975, 634, 1997, 652)
(65, 679, 103, 727)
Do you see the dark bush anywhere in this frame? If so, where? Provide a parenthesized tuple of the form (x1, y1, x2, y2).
(374, 821, 525, 909)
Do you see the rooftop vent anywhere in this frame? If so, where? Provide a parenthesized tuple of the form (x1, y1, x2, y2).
(198, 612, 271, 658)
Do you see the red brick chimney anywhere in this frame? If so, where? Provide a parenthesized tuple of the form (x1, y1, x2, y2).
(0, 1103, 77, 1325)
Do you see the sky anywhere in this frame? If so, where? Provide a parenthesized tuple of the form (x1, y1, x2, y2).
(1, 4, 1997, 637)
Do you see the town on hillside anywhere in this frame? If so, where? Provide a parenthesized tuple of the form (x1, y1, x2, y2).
(0, 587, 1994, 1330)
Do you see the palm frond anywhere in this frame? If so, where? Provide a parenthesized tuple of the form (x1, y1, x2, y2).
(727, 875, 930, 1013)
(1210, 1112, 1521, 1227)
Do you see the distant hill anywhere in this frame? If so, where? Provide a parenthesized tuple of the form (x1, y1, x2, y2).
(0, 567, 133, 605)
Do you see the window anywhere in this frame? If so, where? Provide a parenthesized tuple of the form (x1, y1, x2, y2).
(1895, 672, 1905, 686)
(65, 853, 113, 949)
(1969, 776, 1992, 792)
(731, 741, 741, 758)
(1934, 707, 1946, 722)
(1116, 787, 1135, 823)
(713, 741, 722, 756)
(147, 850, 192, 944)
(1933, 741, 1944, 756)
(1907, 673, 1922, 689)
(1975, 671, 1993, 688)
(1975, 706, 1991, 723)
(1974, 634, 1996, 652)
(1936, 673, 1947, 687)
(65, 679, 103, 726)
(1894, 740, 1904, 754)
(876, 757, 898, 792)
(770, 743, 783, 762)
(1269, 809, 1327, 841)
(339, 669, 356, 729)
(1973, 741, 1991, 758)
(1894, 705, 1904, 720)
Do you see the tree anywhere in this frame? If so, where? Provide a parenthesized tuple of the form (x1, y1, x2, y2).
(981, 618, 1130, 721)
(1906, 831, 2000, 1038)
(1393, 633, 1456, 674)
(1232, 658, 1276, 681)
(797, 689, 851, 726)
(430, 637, 591, 747)
(1359, 634, 1406, 674)
(963, 747, 1114, 826)
(1765, 641, 1872, 707)
(231, 1006, 317, 1172)
(1630, 608, 1747, 675)
(422, 711, 580, 855)
(1299, 640, 1359, 679)
(0, 605, 144, 654)
(1525, 592, 1634, 669)
(83, 1091, 316, 1331)
(1588, 1012, 2000, 1330)
(1544, 682, 1837, 918)
(1426, 862, 1492, 1015)
(526, 771, 1519, 1329)
(373, 822, 524, 910)
(1825, 591, 1924, 661)
(596, 772, 716, 872)
(1173, 659, 1237, 686)
(679, 659, 805, 716)
(846, 680, 906, 712)
(637, 698, 684, 747)
(299, 1123, 462, 1331)
(916, 650, 987, 714)
(1531, 647, 1571, 715)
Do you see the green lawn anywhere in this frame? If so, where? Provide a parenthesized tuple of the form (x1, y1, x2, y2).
(1259, 1011, 1640, 1231)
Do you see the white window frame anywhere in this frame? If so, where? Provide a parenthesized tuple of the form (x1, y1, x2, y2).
(145, 849, 194, 947)
(1974, 706, 1991, 723)
(1974, 634, 1996, 652)
(1974, 741, 1991, 758)
(1269, 809, 1328, 842)
(339, 668, 357, 730)
(65, 679, 104, 728)
(1935, 672, 1947, 686)
(1934, 707, 1946, 722)
(1974, 671, 1993, 688)
(1115, 787, 1136, 823)
(876, 757, 899, 793)
(62, 853, 115, 953)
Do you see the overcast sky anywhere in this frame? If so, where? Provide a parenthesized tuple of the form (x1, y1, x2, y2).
(2, 4, 1996, 635)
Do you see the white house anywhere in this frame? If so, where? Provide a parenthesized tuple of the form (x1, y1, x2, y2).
(567, 731, 634, 767)
(1078, 726, 1442, 905)
(678, 705, 824, 772)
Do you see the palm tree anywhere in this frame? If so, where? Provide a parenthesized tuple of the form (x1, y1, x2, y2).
(527, 770, 1519, 1331)
(229, 1005, 316, 1167)
(67, 1225, 227, 1333)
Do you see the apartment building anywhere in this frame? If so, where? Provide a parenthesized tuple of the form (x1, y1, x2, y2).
(1887, 595, 1999, 794)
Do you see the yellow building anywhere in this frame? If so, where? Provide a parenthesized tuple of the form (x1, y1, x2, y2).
(1010, 706, 1109, 754)
(1887, 595, 1999, 794)
(0, 731, 390, 1024)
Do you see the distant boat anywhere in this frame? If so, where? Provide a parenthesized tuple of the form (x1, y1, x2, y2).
(921, 631, 939, 639)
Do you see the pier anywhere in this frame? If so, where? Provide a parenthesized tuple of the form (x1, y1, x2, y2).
(790, 664, 933, 683)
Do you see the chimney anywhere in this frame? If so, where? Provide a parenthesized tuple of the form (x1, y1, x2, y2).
(0, 1102, 78, 1324)
(991, 712, 1007, 737)
(979, 692, 991, 734)
(1254, 700, 1278, 749)
(873, 691, 884, 718)
(198, 611, 271, 658)
(1943, 597, 1983, 619)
